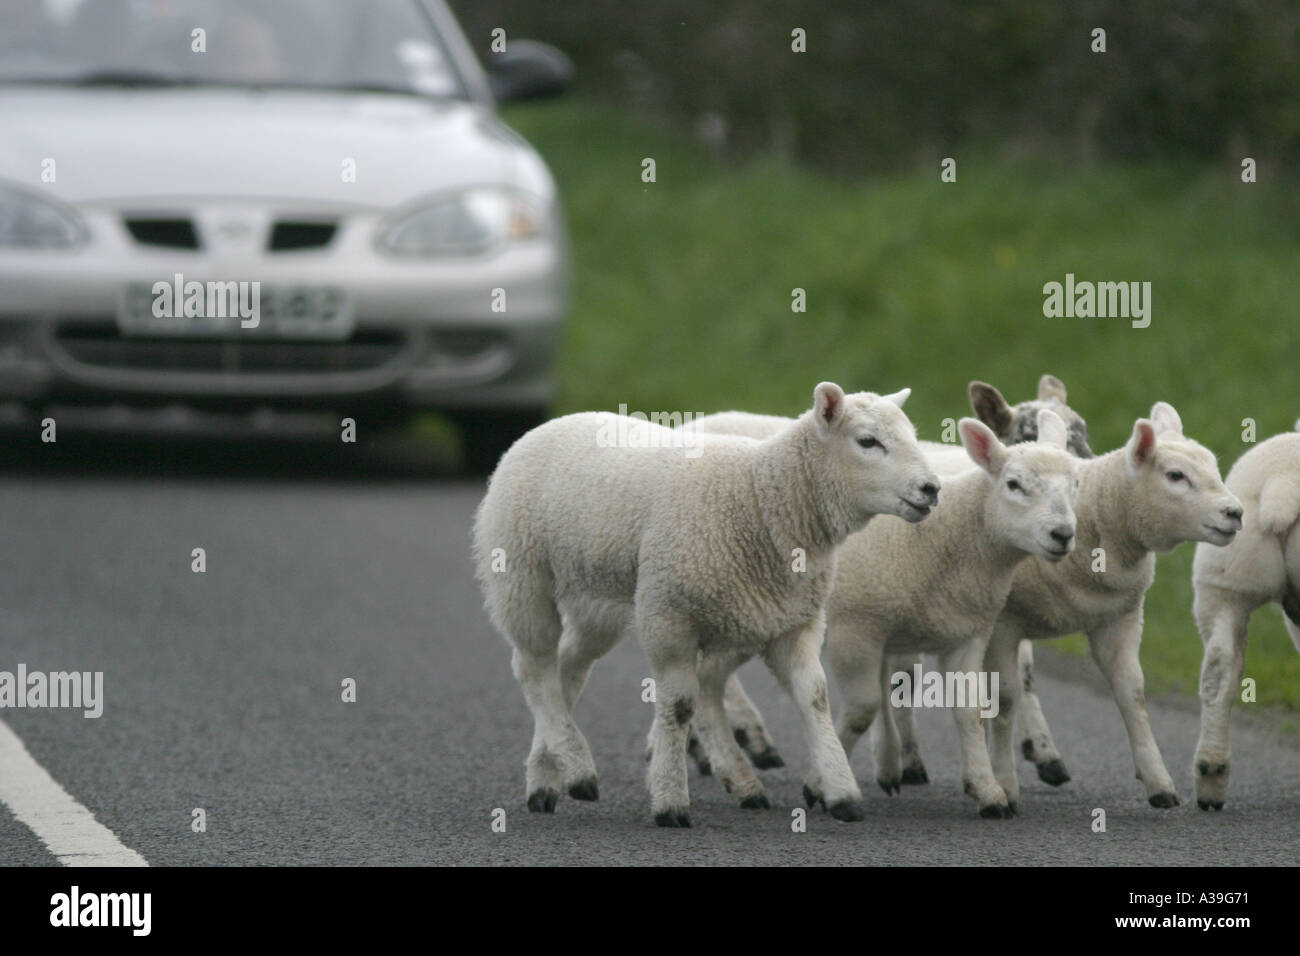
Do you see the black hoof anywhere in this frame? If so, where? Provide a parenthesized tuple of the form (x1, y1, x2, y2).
(694, 759, 713, 777)
(1037, 758, 1071, 786)
(877, 779, 901, 796)
(802, 784, 825, 809)
(568, 779, 599, 801)
(653, 810, 692, 828)
(527, 789, 559, 813)
(1197, 799, 1225, 811)
(1007, 801, 1018, 816)
(1020, 739, 1035, 761)
(733, 727, 750, 748)
(979, 803, 1012, 819)
(900, 765, 929, 786)
(828, 799, 865, 822)
(1149, 791, 1180, 809)
(751, 748, 785, 770)
(739, 793, 770, 810)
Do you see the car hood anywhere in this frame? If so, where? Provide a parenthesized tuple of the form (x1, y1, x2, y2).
(0, 87, 532, 209)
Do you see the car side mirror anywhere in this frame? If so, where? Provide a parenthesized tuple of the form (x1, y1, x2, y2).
(487, 40, 573, 103)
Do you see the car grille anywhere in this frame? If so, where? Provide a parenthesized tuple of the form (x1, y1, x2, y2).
(52, 321, 408, 374)
(123, 217, 200, 250)
(121, 217, 338, 251)
(267, 221, 337, 251)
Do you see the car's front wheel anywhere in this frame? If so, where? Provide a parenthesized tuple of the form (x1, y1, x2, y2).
(451, 409, 548, 475)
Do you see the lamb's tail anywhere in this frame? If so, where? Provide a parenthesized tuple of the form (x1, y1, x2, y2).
(472, 485, 562, 656)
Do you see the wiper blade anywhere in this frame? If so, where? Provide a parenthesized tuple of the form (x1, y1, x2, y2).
(254, 80, 432, 97)
(2, 69, 202, 87)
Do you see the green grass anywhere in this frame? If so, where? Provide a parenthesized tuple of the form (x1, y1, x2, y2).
(501, 98, 1300, 712)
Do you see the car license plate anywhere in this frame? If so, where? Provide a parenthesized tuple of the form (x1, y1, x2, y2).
(117, 282, 354, 340)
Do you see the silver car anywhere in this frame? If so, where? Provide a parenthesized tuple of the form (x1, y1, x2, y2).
(0, 0, 571, 468)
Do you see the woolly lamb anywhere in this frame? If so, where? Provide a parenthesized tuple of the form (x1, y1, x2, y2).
(472, 383, 940, 826)
(896, 375, 1094, 785)
(693, 374, 1095, 783)
(827, 409, 1079, 817)
(976, 404, 1243, 810)
(1190, 421, 1300, 810)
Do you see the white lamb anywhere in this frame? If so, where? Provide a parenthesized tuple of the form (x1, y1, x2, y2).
(972, 404, 1243, 810)
(693, 375, 1095, 783)
(825, 409, 1080, 816)
(1190, 420, 1300, 810)
(472, 383, 941, 826)
(894, 375, 1095, 785)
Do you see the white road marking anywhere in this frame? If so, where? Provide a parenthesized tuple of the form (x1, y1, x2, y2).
(0, 718, 147, 866)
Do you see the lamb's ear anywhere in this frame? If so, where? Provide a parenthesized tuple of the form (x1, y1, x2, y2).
(880, 387, 911, 408)
(968, 382, 1013, 438)
(959, 417, 1007, 476)
(813, 382, 846, 433)
(1037, 408, 1069, 450)
(1150, 402, 1183, 436)
(1126, 419, 1158, 472)
(1038, 374, 1068, 403)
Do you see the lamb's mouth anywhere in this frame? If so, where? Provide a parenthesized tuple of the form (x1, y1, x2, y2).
(898, 498, 932, 522)
(1204, 523, 1239, 542)
(1043, 544, 1073, 561)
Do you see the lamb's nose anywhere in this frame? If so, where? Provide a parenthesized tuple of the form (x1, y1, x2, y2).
(1224, 505, 1244, 522)
(918, 481, 939, 504)
(1050, 526, 1075, 548)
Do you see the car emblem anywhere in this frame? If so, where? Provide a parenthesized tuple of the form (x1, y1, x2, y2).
(213, 220, 255, 243)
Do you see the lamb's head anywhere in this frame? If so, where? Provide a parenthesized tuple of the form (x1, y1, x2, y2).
(1124, 402, 1243, 551)
(961, 408, 1080, 562)
(810, 381, 940, 524)
(970, 374, 1094, 459)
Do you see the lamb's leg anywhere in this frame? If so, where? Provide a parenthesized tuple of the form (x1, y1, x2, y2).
(1015, 639, 1070, 785)
(723, 673, 785, 769)
(985, 629, 1022, 811)
(640, 614, 700, 827)
(645, 714, 711, 777)
(555, 620, 624, 800)
(827, 621, 883, 766)
(941, 638, 1012, 818)
(766, 616, 865, 821)
(646, 660, 724, 777)
(1191, 586, 1251, 811)
(512, 646, 598, 813)
(1086, 607, 1178, 807)
(890, 653, 929, 785)
(694, 652, 769, 808)
(559, 618, 625, 713)
(874, 657, 904, 794)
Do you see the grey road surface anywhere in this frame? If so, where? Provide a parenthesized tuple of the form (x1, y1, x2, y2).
(1, 427, 1298, 866)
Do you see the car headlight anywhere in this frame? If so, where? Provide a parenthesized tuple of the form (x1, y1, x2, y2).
(0, 184, 87, 249)
(376, 188, 546, 257)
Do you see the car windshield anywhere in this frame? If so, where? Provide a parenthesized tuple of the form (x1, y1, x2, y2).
(0, 0, 467, 97)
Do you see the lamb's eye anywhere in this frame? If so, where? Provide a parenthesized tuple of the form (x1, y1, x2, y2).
(1166, 470, 1185, 483)
(1007, 479, 1024, 494)
(857, 436, 881, 450)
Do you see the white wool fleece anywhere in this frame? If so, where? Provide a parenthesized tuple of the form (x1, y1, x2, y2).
(473, 383, 939, 825)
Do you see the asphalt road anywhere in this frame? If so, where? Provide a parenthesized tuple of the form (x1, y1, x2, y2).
(2, 424, 1298, 866)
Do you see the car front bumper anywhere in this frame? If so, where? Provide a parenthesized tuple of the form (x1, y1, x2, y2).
(0, 220, 567, 414)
